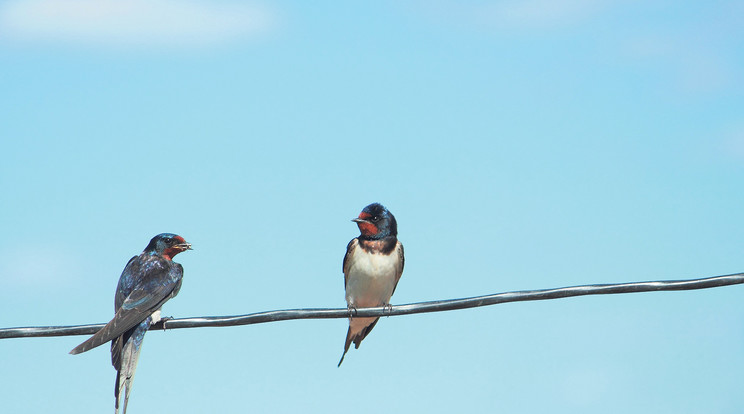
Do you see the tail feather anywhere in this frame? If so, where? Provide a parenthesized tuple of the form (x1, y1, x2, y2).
(115, 340, 142, 414)
(337, 327, 354, 367)
(114, 323, 147, 414)
(337, 317, 380, 367)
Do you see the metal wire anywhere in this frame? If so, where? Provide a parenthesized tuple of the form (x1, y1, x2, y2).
(2, 272, 743, 340)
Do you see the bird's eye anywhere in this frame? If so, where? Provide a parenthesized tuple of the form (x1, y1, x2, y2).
(163, 237, 172, 244)
(372, 216, 379, 221)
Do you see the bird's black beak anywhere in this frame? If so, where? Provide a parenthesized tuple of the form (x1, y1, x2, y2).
(352, 218, 369, 224)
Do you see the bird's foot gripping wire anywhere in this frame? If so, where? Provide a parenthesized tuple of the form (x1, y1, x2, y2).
(346, 305, 357, 319)
(160, 316, 173, 331)
(150, 316, 173, 331)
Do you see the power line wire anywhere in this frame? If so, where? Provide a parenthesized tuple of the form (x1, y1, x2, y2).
(2, 272, 742, 340)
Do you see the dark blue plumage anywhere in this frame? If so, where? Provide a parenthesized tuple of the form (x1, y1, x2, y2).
(70, 233, 191, 414)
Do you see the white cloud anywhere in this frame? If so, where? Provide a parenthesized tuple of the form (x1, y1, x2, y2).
(0, 0, 276, 49)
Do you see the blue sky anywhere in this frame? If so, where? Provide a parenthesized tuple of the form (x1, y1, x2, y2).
(2, 1, 744, 413)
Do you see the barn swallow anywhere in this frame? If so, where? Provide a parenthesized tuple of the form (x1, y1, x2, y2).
(70, 233, 192, 414)
(338, 203, 404, 366)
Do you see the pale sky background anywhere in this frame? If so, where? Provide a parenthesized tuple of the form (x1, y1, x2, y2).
(2, 1, 744, 413)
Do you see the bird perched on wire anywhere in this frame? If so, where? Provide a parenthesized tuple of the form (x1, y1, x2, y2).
(338, 203, 404, 366)
(70, 233, 192, 414)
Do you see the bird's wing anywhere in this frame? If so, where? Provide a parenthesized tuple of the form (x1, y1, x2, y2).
(70, 262, 181, 355)
(114, 256, 138, 310)
(342, 238, 358, 289)
(391, 241, 404, 296)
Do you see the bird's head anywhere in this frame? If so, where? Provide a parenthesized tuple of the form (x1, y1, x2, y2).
(144, 233, 192, 260)
(352, 203, 397, 240)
